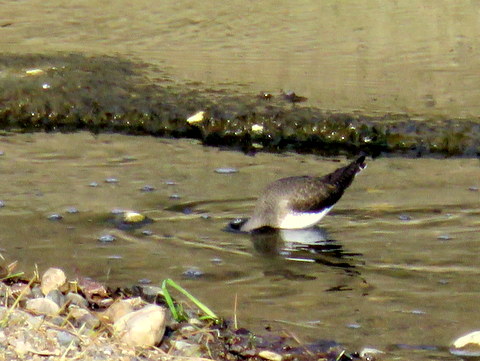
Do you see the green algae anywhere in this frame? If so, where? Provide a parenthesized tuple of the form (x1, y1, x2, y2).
(0, 53, 479, 157)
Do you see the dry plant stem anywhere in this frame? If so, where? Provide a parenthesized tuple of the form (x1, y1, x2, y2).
(233, 293, 238, 330)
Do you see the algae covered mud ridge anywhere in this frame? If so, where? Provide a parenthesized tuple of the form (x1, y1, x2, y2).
(1, 53, 479, 157)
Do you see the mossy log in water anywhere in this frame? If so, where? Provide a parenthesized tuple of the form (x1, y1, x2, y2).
(1, 53, 479, 157)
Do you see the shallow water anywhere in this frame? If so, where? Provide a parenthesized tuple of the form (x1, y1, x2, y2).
(0, 132, 478, 360)
(3, 1, 480, 118)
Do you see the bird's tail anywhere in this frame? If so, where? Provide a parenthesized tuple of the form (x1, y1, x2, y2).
(322, 155, 367, 188)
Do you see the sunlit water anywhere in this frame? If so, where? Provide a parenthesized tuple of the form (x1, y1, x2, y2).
(2, 2, 480, 358)
(0, 133, 478, 360)
(3, 1, 480, 118)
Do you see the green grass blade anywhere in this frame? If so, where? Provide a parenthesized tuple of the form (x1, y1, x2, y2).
(164, 278, 218, 321)
(0, 271, 24, 281)
(161, 279, 181, 321)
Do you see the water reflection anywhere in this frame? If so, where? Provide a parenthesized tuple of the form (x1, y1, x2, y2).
(227, 218, 362, 272)
(1, 133, 478, 361)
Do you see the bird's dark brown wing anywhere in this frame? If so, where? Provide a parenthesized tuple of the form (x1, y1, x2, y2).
(289, 155, 366, 212)
(287, 177, 343, 212)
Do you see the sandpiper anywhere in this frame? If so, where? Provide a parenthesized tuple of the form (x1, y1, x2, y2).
(240, 155, 366, 232)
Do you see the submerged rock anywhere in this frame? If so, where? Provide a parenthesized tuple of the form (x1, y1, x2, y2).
(398, 214, 411, 221)
(123, 211, 146, 223)
(47, 214, 63, 221)
(98, 234, 116, 243)
(215, 167, 238, 174)
(110, 211, 153, 231)
(140, 185, 155, 192)
(183, 268, 204, 279)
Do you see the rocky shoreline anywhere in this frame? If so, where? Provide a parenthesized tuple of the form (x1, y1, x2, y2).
(1, 53, 479, 157)
(0, 263, 365, 361)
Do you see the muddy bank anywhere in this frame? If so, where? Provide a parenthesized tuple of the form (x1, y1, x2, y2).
(1, 53, 478, 157)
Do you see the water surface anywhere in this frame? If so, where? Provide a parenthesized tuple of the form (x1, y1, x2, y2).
(0, 132, 478, 360)
(3, 1, 480, 118)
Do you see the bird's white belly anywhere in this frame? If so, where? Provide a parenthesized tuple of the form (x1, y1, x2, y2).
(278, 206, 332, 229)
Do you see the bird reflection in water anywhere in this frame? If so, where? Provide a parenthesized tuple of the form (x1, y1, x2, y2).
(227, 218, 363, 273)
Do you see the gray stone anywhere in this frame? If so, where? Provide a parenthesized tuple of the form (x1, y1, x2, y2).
(26, 298, 60, 316)
(46, 289, 66, 308)
(25, 315, 45, 329)
(56, 331, 79, 348)
(50, 316, 66, 326)
(139, 285, 162, 299)
(65, 292, 89, 308)
(0, 330, 7, 346)
(68, 306, 100, 329)
(170, 340, 202, 357)
(30, 286, 44, 299)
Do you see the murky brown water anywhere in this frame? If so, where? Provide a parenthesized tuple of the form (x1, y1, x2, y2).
(0, 133, 478, 360)
(2, 1, 480, 359)
(3, 1, 480, 118)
